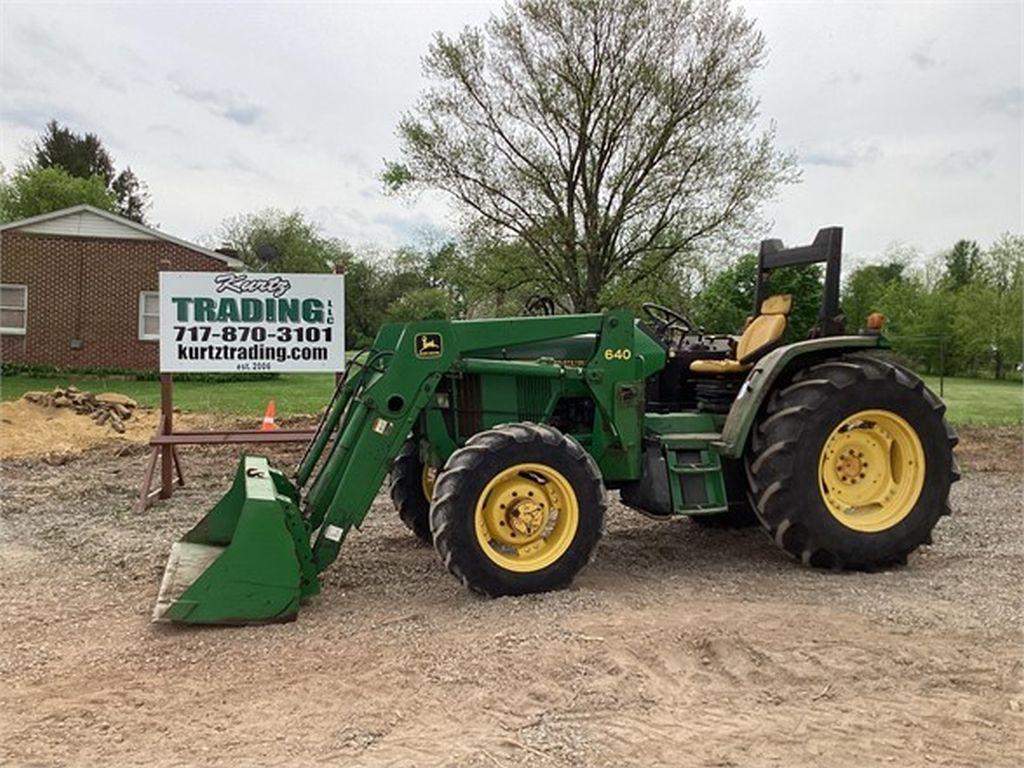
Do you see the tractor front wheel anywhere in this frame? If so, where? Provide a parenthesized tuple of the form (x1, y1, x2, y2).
(430, 423, 606, 596)
(746, 355, 958, 569)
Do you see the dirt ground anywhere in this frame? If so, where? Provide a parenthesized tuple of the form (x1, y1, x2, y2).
(0, 398, 211, 459)
(954, 425, 1022, 473)
(0, 432, 1021, 767)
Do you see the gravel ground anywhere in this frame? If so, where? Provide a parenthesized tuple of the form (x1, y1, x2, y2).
(0, 438, 1021, 767)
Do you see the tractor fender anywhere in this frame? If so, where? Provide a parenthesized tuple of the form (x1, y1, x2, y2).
(716, 335, 885, 459)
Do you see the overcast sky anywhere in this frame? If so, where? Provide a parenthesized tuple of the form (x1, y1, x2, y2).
(1, 1, 1020, 264)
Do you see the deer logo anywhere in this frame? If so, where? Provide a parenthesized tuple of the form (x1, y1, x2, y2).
(415, 333, 443, 358)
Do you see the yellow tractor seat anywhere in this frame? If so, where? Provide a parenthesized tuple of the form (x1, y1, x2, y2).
(690, 294, 793, 375)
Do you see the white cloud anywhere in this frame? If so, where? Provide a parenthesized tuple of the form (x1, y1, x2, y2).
(800, 141, 882, 169)
(170, 79, 266, 127)
(742, 0, 1021, 257)
(1, 0, 1019, 259)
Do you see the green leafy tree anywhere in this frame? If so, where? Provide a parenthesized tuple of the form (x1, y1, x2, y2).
(388, 287, 458, 323)
(880, 275, 949, 374)
(428, 236, 542, 317)
(693, 253, 758, 333)
(769, 265, 826, 339)
(110, 168, 148, 223)
(34, 120, 150, 222)
(336, 257, 387, 348)
(952, 234, 1023, 378)
(941, 239, 982, 291)
(985, 233, 1024, 294)
(385, 0, 796, 311)
(598, 248, 698, 316)
(987, 234, 1024, 378)
(218, 209, 348, 274)
(694, 252, 823, 338)
(382, 242, 467, 321)
(0, 165, 116, 222)
(34, 120, 115, 180)
(843, 235, 1022, 379)
(841, 261, 906, 330)
(338, 240, 470, 347)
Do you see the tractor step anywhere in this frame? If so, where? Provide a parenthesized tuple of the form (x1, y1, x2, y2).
(662, 437, 729, 515)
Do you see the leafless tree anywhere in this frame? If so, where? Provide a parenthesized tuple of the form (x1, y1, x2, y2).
(385, 0, 797, 311)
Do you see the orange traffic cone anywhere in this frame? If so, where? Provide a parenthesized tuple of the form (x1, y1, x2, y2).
(260, 400, 278, 431)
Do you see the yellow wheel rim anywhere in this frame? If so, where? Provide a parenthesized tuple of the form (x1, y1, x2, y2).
(818, 409, 926, 533)
(474, 463, 579, 573)
(421, 464, 437, 502)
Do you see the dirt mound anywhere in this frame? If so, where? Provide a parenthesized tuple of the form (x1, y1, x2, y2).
(0, 398, 205, 459)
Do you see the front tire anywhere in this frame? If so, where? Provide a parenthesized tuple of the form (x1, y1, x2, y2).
(746, 355, 959, 569)
(430, 423, 606, 596)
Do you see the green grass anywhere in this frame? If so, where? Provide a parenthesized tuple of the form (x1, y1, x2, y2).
(1, 371, 1020, 425)
(0, 373, 336, 419)
(919, 375, 1022, 426)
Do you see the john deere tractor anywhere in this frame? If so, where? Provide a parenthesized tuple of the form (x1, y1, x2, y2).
(153, 228, 958, 624)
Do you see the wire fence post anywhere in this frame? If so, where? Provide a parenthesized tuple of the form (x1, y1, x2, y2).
(938, 336, 945, 398)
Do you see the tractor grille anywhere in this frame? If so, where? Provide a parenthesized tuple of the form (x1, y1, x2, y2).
(516, 377, 552, 422)
(455, 375, 483, 438)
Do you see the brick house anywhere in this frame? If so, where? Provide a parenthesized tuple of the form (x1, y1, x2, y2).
(0, 205, 241, 371)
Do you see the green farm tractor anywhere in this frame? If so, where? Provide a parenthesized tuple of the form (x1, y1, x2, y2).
(153, 228, 959, 624)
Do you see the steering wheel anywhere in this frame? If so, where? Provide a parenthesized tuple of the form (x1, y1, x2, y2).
(642, 302, 694, 335)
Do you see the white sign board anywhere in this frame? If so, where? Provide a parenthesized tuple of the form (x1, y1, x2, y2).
(159, 272, 344, 373)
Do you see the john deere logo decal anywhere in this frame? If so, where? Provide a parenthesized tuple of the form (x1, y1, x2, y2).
(415, 333, 443, 358)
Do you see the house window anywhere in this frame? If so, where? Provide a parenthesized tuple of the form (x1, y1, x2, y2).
(0, 284, 27, 335)
(139, 291, 160, 340)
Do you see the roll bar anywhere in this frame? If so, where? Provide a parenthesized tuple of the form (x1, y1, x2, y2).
(755, 226, 845, 337)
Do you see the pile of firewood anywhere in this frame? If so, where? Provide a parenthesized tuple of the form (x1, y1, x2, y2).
(22, 387, 138, 433)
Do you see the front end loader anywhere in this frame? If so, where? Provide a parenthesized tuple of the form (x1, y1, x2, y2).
(153, 228, 959, 624)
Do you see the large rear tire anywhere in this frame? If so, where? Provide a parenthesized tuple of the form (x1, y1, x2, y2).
(430, 423, 606, 596)
(746, 355, 959, 569)
(389, 438, 435, 543)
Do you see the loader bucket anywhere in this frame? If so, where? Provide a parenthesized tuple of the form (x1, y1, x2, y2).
(153, 455, 318, 625)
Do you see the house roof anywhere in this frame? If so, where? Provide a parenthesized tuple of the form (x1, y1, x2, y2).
(0, 204, 243, 268)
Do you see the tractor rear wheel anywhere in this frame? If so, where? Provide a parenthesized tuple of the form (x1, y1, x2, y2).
(389, 438, 436, 543)
(430, 423, 606, 596)
(746, 355, 959, 569)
